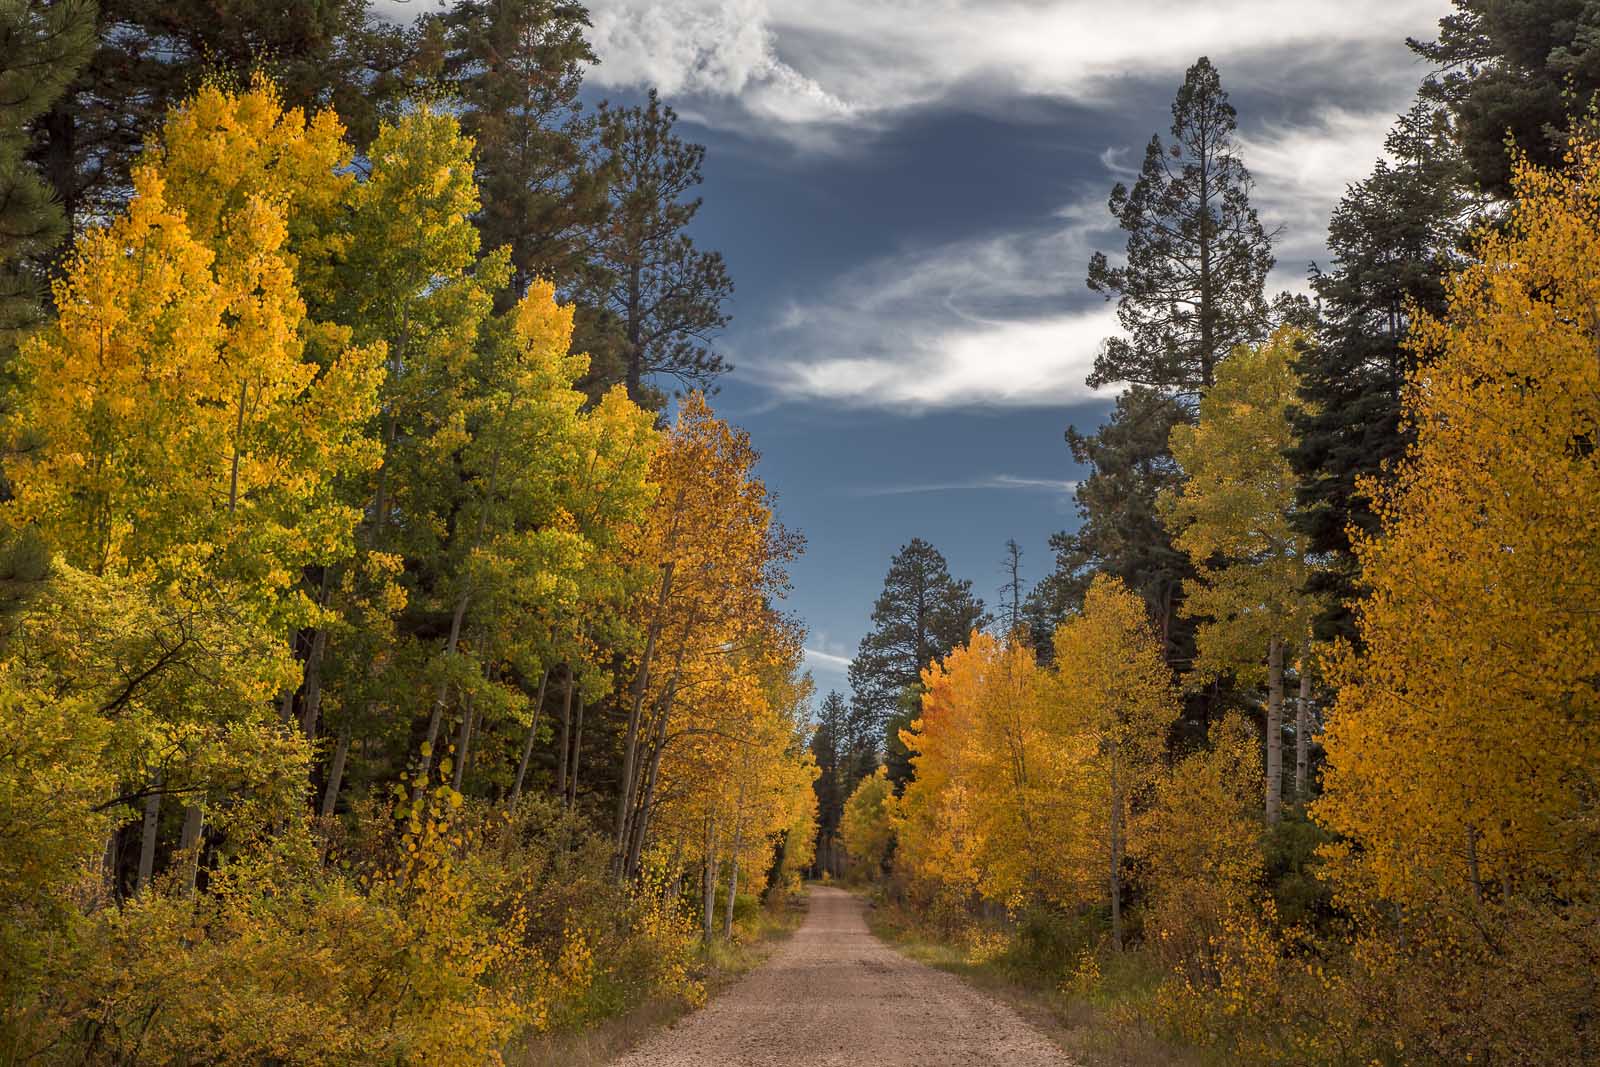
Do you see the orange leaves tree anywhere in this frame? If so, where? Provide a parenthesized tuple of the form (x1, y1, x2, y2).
(609, 392, 814, 940)
(893, 577, 1174, 945)
(1309, 140, 1600, 1062)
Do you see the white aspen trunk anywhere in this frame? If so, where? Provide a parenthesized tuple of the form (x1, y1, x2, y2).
(509, 667, 552, 804)
(724, 777, 748, 941)
(615, 562, 675, 872)
(424, 437, 507, 772)
(556, 667, 575, 796)
(136, 772, 162, 894)
(702, 811, 717, 944)
(566, 689, 585, 808)
(1295, 648, 1312, 801)
(1109, 754, 1123, 952)
(298, 624, 330, 741)
(178, 804, 203, 895)
(1266, 635, 1285, 825)
(452, 696, 474, 792)
(320, 725, 351, 819)
(423, 595, 469, 767)
(102, 832, 119, 898)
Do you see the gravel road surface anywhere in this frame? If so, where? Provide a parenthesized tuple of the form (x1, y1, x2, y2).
(609, 885, 1072, 1066)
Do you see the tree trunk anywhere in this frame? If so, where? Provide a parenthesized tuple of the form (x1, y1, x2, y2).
(423, 593, 469, 767)
(136, 772, 162, 895)
(102, 831, 119, 899)
(178, 804, 203, 896)
(320, 724, 351, 819)
(1266, 634, 1285, 825)
(299, 624, 330, 742)
(556, 668, 575, 796)
(1197, 124, 1215, 389)
(702, 811, 717, 944)
(510, 667, 553, 804)
(566, 688, 586, 808)
(625, 701, 670, 881)
(452, 695, 474, 792)
(1295, 645, 1312, 801)
(423, 436, 508, 772)
(614, 562, 674, 871)
(724, 778, 747, 941)
(1109, 756, 1123, 951)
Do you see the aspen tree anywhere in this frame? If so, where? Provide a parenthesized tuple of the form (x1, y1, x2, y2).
(1049, 576, 1179, 948)
(1163, 329, 1318, 823)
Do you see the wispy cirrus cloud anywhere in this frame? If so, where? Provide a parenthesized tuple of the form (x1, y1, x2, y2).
(738, 192, 1123, 410)
(802, 646, 853, 670)
(847, 475, 1079, 497)
(1239, 104, 1414, 285)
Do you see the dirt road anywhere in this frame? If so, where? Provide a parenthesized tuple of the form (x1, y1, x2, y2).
(610, 885, 1071, 1066)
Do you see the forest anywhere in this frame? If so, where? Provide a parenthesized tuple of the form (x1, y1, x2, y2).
(3, 0, 1600, 1064)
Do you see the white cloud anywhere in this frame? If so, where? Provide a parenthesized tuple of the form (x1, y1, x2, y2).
(741, 190, 1125, 409)
(848, 475, 1079, 496)
(803, 646, 853, 670)
(587, 0, 854, 126)
(585, 0, 1450, 137)
(1239, 105, 1407, 285)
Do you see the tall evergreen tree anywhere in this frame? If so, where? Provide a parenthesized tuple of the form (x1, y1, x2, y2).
(1290, 103, 1477, 641)
(849, 537, 988, 787)
(429, 0, 610, 303)
(1087, 55, 1274, 397)
(1412, 0, 1600, 196)
(0, 0, 92, 355)
(809, 689, 849, 875)
(27, 0, 406, 228)
(1034, 57, 1271, 736)
(586, 90, 733, 406)
(1028, 387, 1193, 665)
(998, 538, 1024, 636)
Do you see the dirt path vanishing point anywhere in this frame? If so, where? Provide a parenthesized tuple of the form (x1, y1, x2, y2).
(610, 885, 1072, 1066)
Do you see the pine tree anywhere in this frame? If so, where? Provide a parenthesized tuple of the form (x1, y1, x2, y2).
(27, 0, 405, 228)
(586, 90, 732, 406)
(1086, 55, 1274, 396)
(848, 537, 988, 787)
(430, 0, 609, 302)
(1035, 57, 1273, 725)
(998, 538, 1024, 636)
(1032, 387, 1191, 662)
(1412, 0, 1600, 196)
(0, 0, 92, 354)
(809, 689, 849, 875)
(1290, 103, 1477, 641)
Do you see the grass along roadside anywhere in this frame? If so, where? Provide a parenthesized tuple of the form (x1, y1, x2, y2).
(509, 891, 809, 1067)
(862, 893, 1201, 1067)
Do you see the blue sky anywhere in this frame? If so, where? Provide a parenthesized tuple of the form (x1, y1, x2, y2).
(572, 0, 1454, 699)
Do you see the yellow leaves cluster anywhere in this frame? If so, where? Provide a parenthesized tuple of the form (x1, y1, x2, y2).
(1164, 327, 1317, 684)
(892, 577, 1177, 922)
(840, 766, 895, 874)
(1317, 139, 1600, 911)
